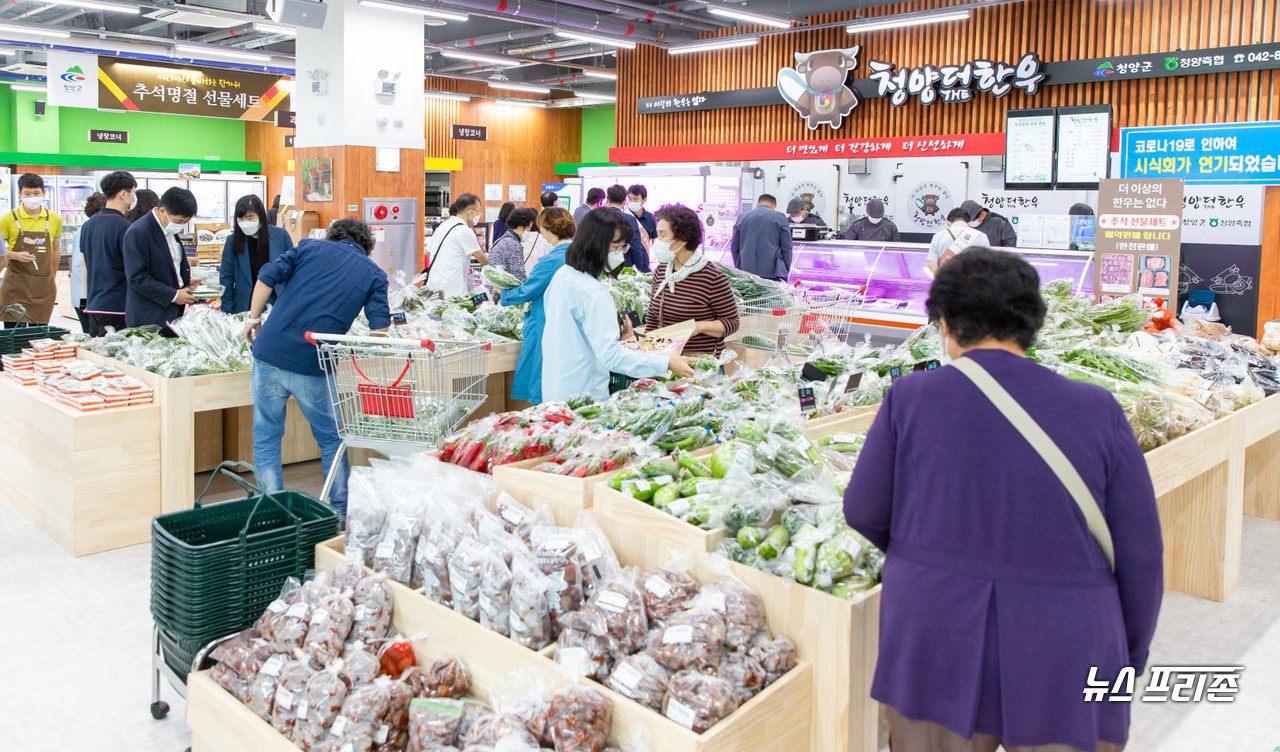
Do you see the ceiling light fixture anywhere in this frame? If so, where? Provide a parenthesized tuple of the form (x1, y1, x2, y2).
(358, 0, 468, 21)
(554, 30, 636, 50)
(425, 90, 471, 101)
(0, 23, 72, 39)
(174, 44, 272, 63)
(0, 49, 16, 56)
(668, 36, 758, 55)
(439, 49, 521, 67)
(6, 81, 46, 92)
(252, 22, 297, 36)
(577, 92, 617, 102)
(41, 0, 140, 13)
(497, 98, 546, 108)
(846, 9, 970, 34)
(704, 5, 791, 29)
(488, 80, 550, 94)
(582, 70, 617, 81)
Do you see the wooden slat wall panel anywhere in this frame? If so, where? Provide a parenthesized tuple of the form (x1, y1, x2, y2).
(616, 0, 1280, 148)
(245, 121, 293, 203)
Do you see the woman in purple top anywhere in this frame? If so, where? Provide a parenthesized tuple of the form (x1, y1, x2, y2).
(845, 248, 1163, 752)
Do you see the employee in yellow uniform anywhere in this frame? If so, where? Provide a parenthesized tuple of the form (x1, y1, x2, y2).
(0, 173, 64, 327)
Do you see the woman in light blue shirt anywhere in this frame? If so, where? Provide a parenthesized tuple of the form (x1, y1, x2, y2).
(501, 207, 575, 404)
(541, 209, 695, 402)
(69, 192, 106, 333)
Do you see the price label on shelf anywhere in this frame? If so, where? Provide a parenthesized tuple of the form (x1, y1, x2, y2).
(797, 386, 817, 415)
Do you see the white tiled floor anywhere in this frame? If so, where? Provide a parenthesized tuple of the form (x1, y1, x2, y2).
(2, 463, 1278, 752)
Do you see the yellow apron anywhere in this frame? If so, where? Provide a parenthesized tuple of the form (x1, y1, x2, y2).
(0, 209, 57, 324)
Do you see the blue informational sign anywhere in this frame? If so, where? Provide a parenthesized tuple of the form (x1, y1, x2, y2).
(1120, 121, 1280, 185)
(541, 182, 569, 192)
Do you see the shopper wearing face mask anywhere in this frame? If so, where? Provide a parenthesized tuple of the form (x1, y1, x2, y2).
(927, 207, 990, 275)
(425, 193, 488, 298)
(486, 206, 537, 293)
(604, 184, 649, 272)
(501, 207, 576, 404)
(960, 199, 1018, 248)
(0, 173, 64, 327)
(844, 198, 901, 242)
(219, 194, 295, 314)
(540, 208, 695, 401)
(785, 197, 812, 226)
(81, 170, 138, 336)
(626, 184, 657, 249)
(648, 204, 740, 356)
(122, 186, 198, 334)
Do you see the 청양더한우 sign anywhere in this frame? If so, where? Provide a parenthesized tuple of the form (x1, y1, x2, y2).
(1094, 178, 1185, 313)
(97, 58, 292, 121)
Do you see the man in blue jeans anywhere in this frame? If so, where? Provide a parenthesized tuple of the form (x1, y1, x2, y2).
(243, 219, 390, 516)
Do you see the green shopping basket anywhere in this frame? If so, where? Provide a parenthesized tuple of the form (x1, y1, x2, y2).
(0, 304, 69, 368)
(150, 461, 340, 641)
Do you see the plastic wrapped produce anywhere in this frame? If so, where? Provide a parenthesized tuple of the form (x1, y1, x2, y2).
(508, 555, 553, 650)
(585, 568, 648, 655)
(271, 654, 317, 739)
(448, 537, 486, 620)
(314, 717, 378, 752)
(478, 546, 514, 636)
(662, 671, 739, 733)
(339, 681, 392, 733)
(639, 558, 700, 623)
(342, 642, 382, 689)
(651, 609, 727, 673)
(494, 493, 553, 544)
(296, 663, 351, 749)
(375, 507, 423, 584)
(554, 609, 618, 680)
(717, 654, 767, 704)
(606, 653, 671, 711)
(378, 679, 414, 751)
(462, 714, 540, 749)
(334, 560, 367, 593)
(268, 599, 313, 654)
(694, 578, 765, 650)
(255, 577, 302, 643)
(748, 632, 796, 685)
(489, 667, 552, 743)
(414, 511, 471, 601)
(247, 653, 287, 721)
(408, 698, 465, 750)
(401, 657, 473, 700)
(347, 470, 388, 567)
(210, 662, 252, 703)
(457, 703, 495, 746)
(531, 527, 583, 631)
(306, 593, 356, 667)
(574, 513, 621, 598)
(352, 574, 394, 642)
(545, 683, 611, 752)
(211, 630, 271, 680)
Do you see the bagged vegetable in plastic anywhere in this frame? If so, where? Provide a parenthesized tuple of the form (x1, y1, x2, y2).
(341, 642, 382, 689)
(693, 577, 765, 650)
(717, 653, 767, 704)
(408, 698, 466, 751)
(305, 592, 356, 667)
(662, 670, 740, 733)
(210, 662, 252, 702)
(650, 609, 726, 673)
(333, 560, 367, 593)
(482, 266, 524, 290)
(314, 716, 378, 752)
(495, 493, 553, 544)
(486, 667, 552, 743)
(211, 630, 271, 680)
(268, 598, 313, 654)
(414, 508, 472, 603)
(531, 526, 583, 632)
(463, 714, 542, 749)
(374, 502, 423, 584)
(351, 573, 394, 642)
(478, 545, 515, 636)
(247, 653, 287, 721)
(747, 632, 797, 685)
(639, 553, 701, 623)
(545, 683, 612, 752)
(295, 661, 351, 749)
(585, 567, 648, 655)
(378, 678, 414, 752)
(405, 657, 472, 700)
(606, 652, 671, 711)
(448, 537, 487, 621)
(271, 653, 317, 739)
(346, 469, 388, 567)
(508, 554, 554, 650)
(554, 608, 618, 680)
(574, 512, 621, 598)
(338, 680, 392, 736)
(255, 577, 302, 643)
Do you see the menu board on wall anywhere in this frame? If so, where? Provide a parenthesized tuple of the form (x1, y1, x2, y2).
(1056, 105, 1112, 190)
(1093, 178, 1185, 312)
(1004, 108, 1056, 190)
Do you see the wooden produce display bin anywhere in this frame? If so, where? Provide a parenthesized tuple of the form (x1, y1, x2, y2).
(0, 378, 161, 556)
(221, 403, 321, 467)
(493, 458, 627, 521)
(1240, 393, 1280, 522)
(312, 537, 813, 752)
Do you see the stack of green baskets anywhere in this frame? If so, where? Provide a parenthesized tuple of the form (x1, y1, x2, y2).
(0, 305, 68, 370)
(150, 462, 339, 680)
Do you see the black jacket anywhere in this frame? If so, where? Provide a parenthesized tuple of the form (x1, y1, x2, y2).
(123, 211, 191, 331)
(81, 207, 131, 315)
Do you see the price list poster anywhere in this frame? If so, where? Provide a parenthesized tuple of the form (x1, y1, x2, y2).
(1093, 179, 1185, 312)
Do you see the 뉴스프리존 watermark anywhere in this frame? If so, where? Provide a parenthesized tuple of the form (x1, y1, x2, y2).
(1084, 666, 1243, 702)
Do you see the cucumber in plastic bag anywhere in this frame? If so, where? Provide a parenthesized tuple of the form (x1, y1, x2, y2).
(482, 265, 523, 289)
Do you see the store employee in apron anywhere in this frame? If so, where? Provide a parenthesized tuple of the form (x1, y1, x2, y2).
(0, 173, 64, 327)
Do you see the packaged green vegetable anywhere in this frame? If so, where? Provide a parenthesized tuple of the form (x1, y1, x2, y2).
(736, 526, 764, 549)
(756, 526, 790, 560)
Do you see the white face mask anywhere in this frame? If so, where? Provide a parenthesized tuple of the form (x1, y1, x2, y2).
(866, 215, 882, 225)
(21, 196, 44, 211)
(162, 217, 185, 235)
(969, 219, 982, 228)
(607, 250, 626, 270)
(238, 220, 261, 236)
(652, 239, 676, 264)
(628, 201, 643, 213)
(128, 192, 138, 211)
(789, 215, 803, 223)
(939, 330, 953, 366)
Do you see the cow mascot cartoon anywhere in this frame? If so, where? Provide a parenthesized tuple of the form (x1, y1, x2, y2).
(777, 47, 861, 130)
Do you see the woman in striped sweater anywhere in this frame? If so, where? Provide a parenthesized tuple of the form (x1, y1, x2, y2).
(648, 205, 740, 356)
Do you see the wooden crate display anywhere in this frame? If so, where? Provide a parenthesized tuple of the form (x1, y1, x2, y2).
(1240, 394, 1280, 522)
(309, 537, 813, 752)
(493, 456, 627, 520)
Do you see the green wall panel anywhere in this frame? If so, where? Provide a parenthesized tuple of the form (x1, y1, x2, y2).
(15, 91, 59, 154)
(580, 104, 616, 163)
(57, 107, 246, 161)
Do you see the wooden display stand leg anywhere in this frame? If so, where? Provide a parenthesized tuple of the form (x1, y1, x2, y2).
(160, 378, 197, 513)
(1244, 432, 1280, 520)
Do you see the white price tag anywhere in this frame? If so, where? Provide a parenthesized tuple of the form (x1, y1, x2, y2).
(666, 498, 691, 517)
(310, 608, 329, 625)
(695, 481, 718, 495)
(829, 433, 864, 445)
(375, 540, 395, 560)
(260, 655, 285, 677)
(266, 599, 288, 615)
(500, 505, 525, 525)
(275, 688, 295, 710)
(595, 590, 629, 613)
(295, 699, 310, 720)
(611, 661, 645, 690)
(663, 624, 694, 644)
(701, 591, 726, 612)
(839, 535, 864, 560)
(650, 475, 674, 486)
(666, 698, 699, 729)
(581, 541, 604, 562)
(330, 715, 348, 738)
(354, 604, 368, 621)
(285, 602, 310, 620)
(558, 646, 589, 669)
(375, 724, 390, 744)
(644, 574, 672, 599)
(793, 436, 811, 452)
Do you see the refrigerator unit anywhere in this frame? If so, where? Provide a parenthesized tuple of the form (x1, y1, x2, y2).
(362, 197, 421, 281)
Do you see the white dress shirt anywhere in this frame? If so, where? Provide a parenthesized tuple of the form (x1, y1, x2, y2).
(154, 209, 185, 302)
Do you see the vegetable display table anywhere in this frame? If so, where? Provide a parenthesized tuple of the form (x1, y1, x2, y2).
(1240, 393, 1280, 522)
(0, 377, 161, 555)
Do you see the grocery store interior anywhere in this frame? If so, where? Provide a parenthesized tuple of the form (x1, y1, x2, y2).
(3, 0, 1280, 751)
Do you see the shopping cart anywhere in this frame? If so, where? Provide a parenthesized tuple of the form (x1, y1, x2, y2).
(727, 288, 813, 367)
(797, 288, 868, 346)
(309, 333, 491, 500)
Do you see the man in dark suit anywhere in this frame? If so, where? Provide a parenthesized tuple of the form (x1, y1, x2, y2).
(604, 183, 649, 272)
(123, 186, 197, 334)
